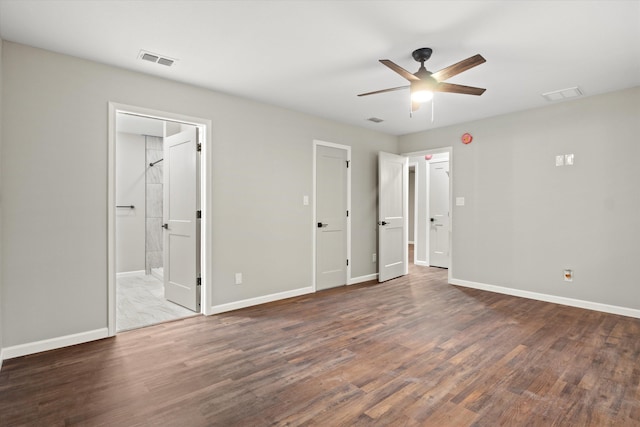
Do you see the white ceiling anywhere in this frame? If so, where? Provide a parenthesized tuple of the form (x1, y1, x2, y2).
(0, 0, 638, 136)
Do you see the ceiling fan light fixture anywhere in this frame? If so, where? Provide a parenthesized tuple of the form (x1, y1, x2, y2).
(410, 80, 434, 103)
(411, 89, 433, 103)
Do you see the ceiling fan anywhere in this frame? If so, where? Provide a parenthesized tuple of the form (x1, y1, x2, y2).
(358, 48, 486, 113)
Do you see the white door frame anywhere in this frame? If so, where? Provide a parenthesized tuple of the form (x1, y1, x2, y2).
(312, 140, 351, 291)
(107, 102, 213, 336)
(402, 147, 453, 283)
(408, 161, 418, 264)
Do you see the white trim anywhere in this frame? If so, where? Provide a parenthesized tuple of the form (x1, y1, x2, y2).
(116, 270, 146, 278)
(414, 260, 429, 267)
(210, 286, 314, 314)
(108, 102, 213, 337)
(2, 328, 109, 360)
(450, 278, 640, 319)
(349, 273, 378, 285)
(408, 160, 418, 264)
(0, 349, 4, 371)
(312, 140, 352, 292)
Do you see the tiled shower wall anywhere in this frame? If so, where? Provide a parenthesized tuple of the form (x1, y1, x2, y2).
(145, 136, 163, 274)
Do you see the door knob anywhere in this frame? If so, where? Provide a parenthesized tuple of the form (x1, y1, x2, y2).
(317, 222, 328, 228)
(162, 223, 169, 229)
(430, 218, 435, 222)
(378, 221, 388, 226)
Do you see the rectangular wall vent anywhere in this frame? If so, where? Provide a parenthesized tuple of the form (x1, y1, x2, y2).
(542, 86, 583, 101)
(367, 117, 384, 123)
(139, 50, 176, 67)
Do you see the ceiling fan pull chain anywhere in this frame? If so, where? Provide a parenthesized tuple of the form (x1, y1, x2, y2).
(431, 96, 435, 123)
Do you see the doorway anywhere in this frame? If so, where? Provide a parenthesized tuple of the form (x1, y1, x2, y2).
(313, 140, 351, 291)
(108, 103, 212, 336)
(403, 148, 453, 281)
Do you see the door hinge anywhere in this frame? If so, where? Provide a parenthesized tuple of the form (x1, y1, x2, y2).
(346, 160, 350, 168)
(197, 143, 202, 152)
(196, 277, 202, 311)
(196, 210, 202, 219)
(346, 210, 349, 217)
(346, 259, 349, 266)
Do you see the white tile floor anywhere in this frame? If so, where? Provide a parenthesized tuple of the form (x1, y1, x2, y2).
(116, 273, 197, 332)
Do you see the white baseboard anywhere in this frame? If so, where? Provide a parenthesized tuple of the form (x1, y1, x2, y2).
(414, 260, 429, 267)
(348, 273, 378, 285)
(210, 286, 314, 314)
(450, 278, 640, 319)
(0, 348, 4, 371)
(116, 270, 145, 278)
(2, 328, 110, 360)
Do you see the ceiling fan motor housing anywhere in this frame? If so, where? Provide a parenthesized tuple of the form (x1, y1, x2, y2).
(412, 47, 433, 63)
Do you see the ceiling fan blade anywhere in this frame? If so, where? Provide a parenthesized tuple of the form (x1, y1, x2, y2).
(380, 60, 420, 82)
(436, 82, 486, 96)
(431, 54, 486, 82)
(357, 85, 409, 97)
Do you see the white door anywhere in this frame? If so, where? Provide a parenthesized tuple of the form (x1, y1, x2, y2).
(378, 151, 408, 282)
(316, 145, 348, 290)
(429, 160, 450, 268)
(163, 127, 200, 311)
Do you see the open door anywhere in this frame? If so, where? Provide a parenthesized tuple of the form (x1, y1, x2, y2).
(163, 127, 200, 311)
(378, 151, 408, 282)
(429, 160, 450, 268)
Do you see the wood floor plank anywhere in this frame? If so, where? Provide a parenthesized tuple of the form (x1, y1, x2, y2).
(1, 254, 639, 426)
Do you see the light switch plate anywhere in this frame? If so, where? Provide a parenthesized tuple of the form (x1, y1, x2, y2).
(456, 197, 465, 206)
(565, 153, 574, 166)
(555, 155, 565, 166)
(303, 195, 309, 206)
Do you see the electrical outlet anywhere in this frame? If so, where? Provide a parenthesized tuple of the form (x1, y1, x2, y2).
(235, 273, 243, 285)
(372, 253, 377, 263)
(564, 269, 573, 282)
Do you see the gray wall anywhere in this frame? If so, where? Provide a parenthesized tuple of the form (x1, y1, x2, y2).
(399, 87, 640, 310)
(0, 41, 396, 348)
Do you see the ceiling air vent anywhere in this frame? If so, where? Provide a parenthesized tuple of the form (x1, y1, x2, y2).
(139, 50, 176, 67)
(367, 117, 384, 123)
(157, 57, 175, 67)
(542, 86, 583, 101)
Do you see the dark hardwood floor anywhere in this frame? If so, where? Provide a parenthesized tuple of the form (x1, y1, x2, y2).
(1, 253, 639, 426)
